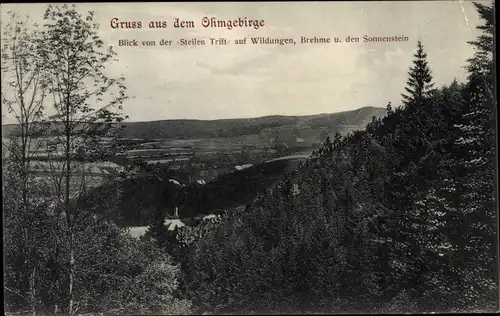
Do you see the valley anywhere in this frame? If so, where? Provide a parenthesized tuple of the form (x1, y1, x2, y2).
(2, 106, 386, 195)
(2, 106, 386, 231)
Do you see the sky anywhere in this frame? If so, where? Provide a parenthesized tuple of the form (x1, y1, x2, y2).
(0, 1, 491, 124)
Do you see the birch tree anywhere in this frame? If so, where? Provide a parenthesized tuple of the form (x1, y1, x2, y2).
(37, 4, 128, 314)
(1, 11, 51, 315)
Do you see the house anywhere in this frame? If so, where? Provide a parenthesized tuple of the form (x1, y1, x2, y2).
(164, 219, 185, 230)
(191, 213, 221, 223)
(127, 226, 149, 239)
(168, 179, 181, 186)
(234, 164, 253, 171)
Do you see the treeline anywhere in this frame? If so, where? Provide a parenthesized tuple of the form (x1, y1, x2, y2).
(75, 157, 302, 227)
(149, 2, 497, 314)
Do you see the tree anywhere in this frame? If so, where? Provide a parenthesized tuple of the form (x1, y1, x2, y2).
(37, 4, 128, 314)
(3, 158, 63, 315)
(179, 146, 385, 314)
(401, 40, 435, 107)
(1, 11, 51, 315)
(146, 207, 181, 257)
(457, 1, 495, 167)
(386, 102, 393, 115)
(448, 2, 497, 310)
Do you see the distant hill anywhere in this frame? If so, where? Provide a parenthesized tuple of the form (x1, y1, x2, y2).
(2, 107, 387, 140)
(119, 106, 387, 140)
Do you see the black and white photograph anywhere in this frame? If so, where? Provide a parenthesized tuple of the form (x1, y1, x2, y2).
(1, 1, 498, 315)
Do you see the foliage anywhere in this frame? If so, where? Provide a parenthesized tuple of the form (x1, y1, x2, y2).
(70, 223, 190, 315)
(3, 161, 59, 313)
(178, 2, 497, 314)
(3, 165, 190, 315)
(2, 4, 188, 316)
(2, 2, 496, 315)
(72, 157, 305, 227)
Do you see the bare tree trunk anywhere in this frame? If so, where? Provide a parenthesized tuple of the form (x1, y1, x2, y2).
(24, 124, 38, 316)
(65, 117, 74, 315)
(68, 232, 75, 316)
(20, 94, 37, 316)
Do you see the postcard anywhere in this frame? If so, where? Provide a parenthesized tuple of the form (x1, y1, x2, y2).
(1, 1, 497, 315)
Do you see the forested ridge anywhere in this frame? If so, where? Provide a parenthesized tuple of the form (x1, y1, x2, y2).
(3, 2, 497, 315)
(163, 3, 497, 313)
(2, 106, 387, 140)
